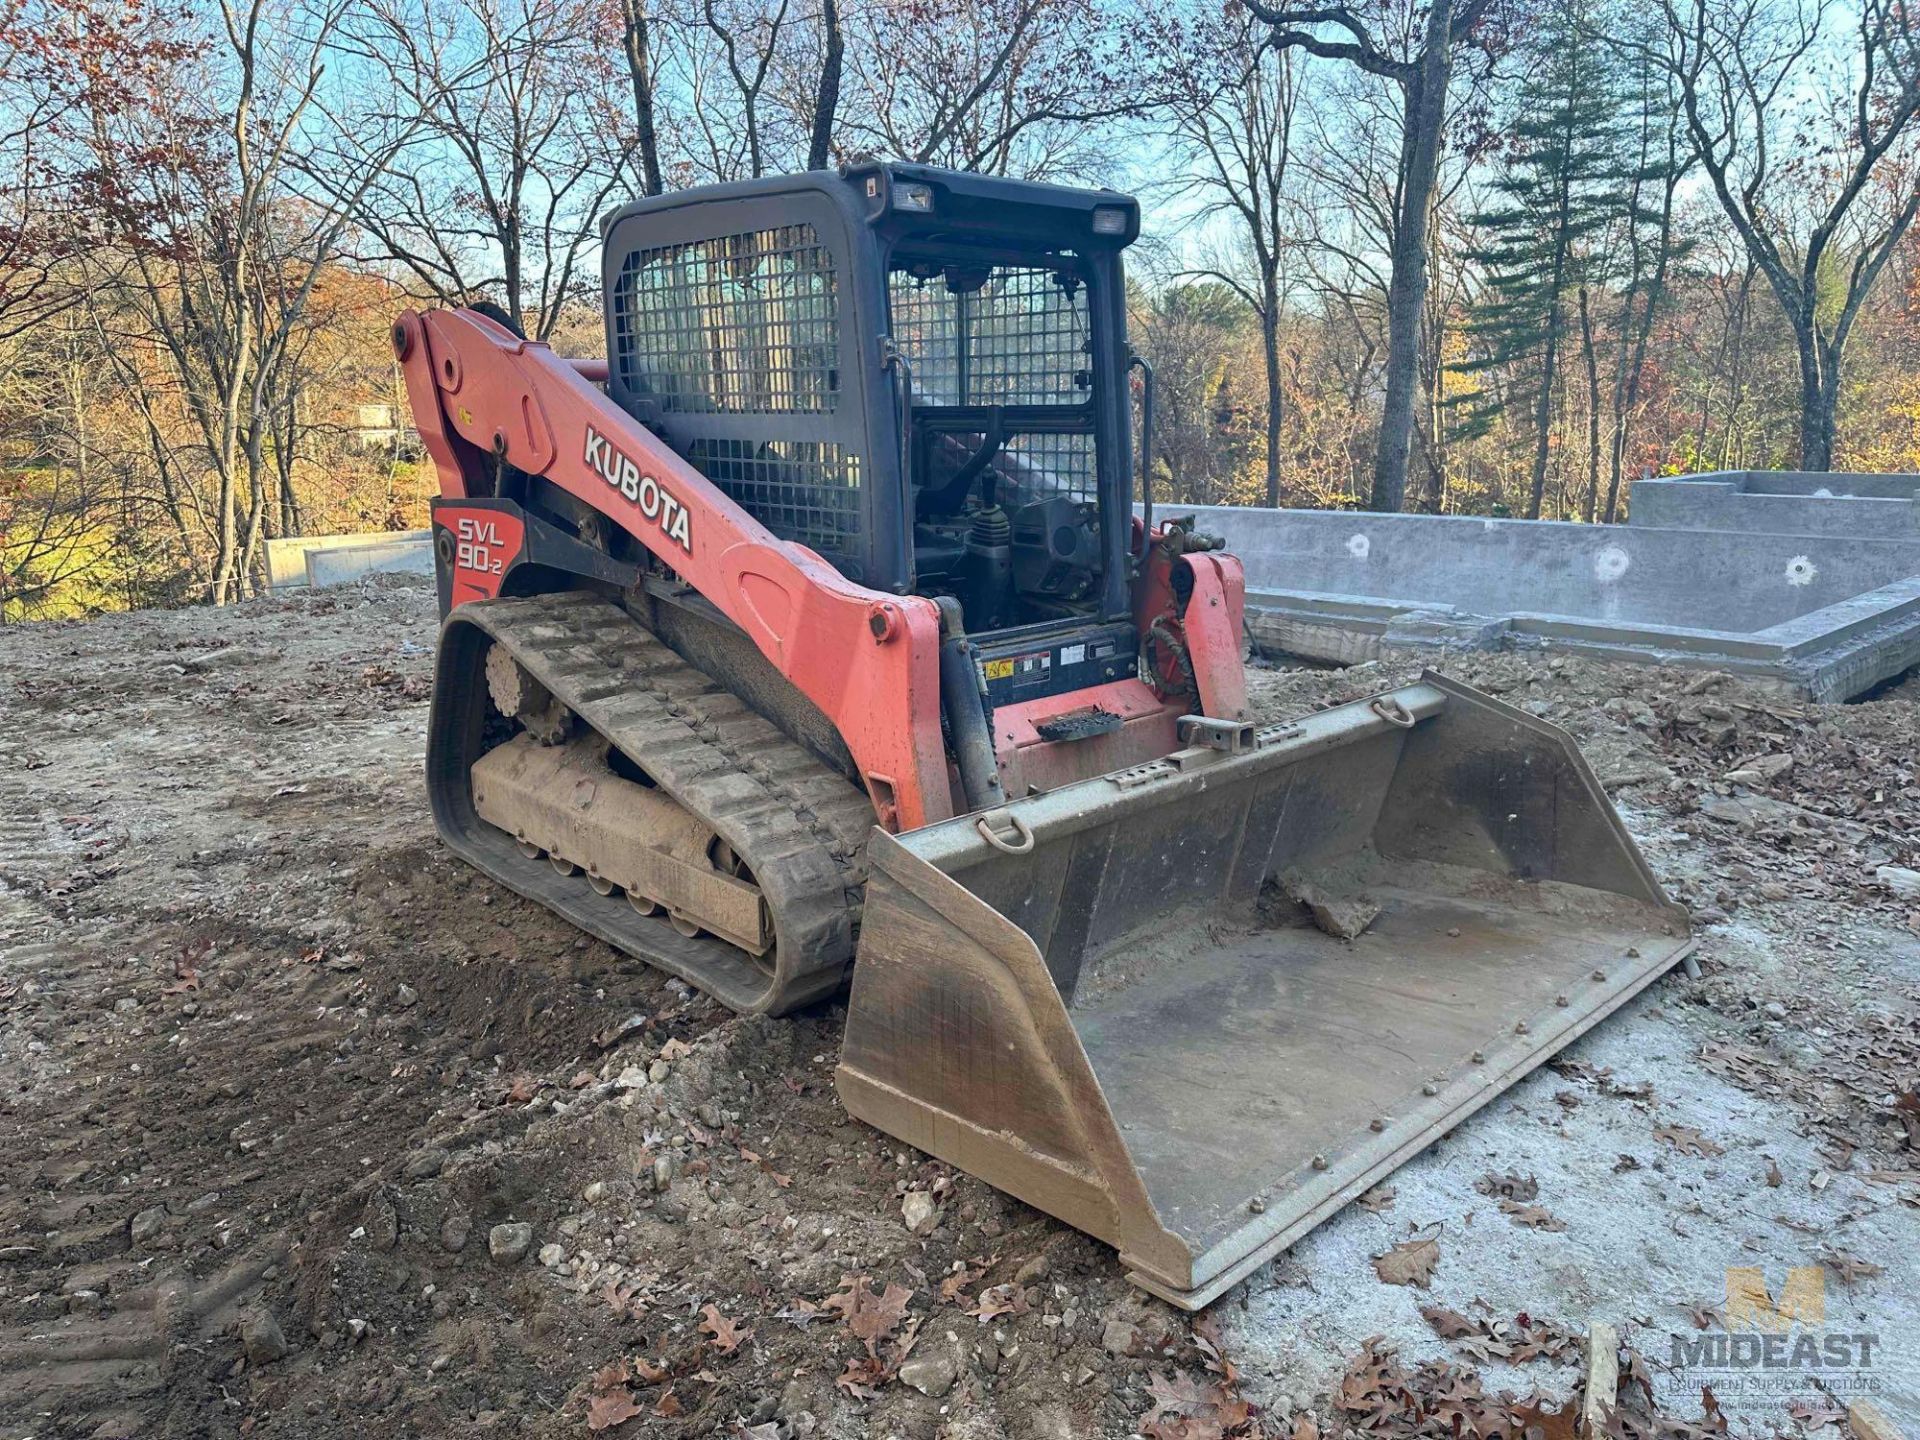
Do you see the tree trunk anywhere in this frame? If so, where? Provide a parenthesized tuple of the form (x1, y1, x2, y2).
(1528, 296, 1560, 520)
(1261, 283, 1283, 508)
(1605, 164, 1677, 523)
(1578, 285, 1600, 523)
(1417, 255, 1448, 513)
(808, 0, 843, 171)
(622, 0, 664, 196)
(1794, 322, 1835, 471)
(1369, 0, 1458, 515)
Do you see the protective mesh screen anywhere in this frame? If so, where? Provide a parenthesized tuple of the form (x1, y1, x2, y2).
(613, 225, 838, 414)
(996, 432, 1098, 506)
(888, 266, 1093, 406)
(686, 439, 862, 557)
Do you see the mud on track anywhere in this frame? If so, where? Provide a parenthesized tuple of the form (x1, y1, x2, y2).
(1, 576, 1915, 1439)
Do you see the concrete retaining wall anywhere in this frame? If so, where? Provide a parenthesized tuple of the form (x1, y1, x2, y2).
(1629, 470, 1920, 537)
(1166, 505, 1920, 701)
(265, 530, 432, 592)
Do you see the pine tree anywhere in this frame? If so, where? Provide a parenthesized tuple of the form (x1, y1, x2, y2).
(1454, 0, 1627, 519)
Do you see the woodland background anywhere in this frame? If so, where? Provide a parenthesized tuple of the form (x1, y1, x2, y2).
(4, 0, 1920, 617)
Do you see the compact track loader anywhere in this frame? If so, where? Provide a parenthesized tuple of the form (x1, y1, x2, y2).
(399, 165, 1695, 1307)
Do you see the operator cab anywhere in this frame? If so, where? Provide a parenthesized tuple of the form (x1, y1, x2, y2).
(600, 165, 1145, 707)
(890, 250, 1104, 632)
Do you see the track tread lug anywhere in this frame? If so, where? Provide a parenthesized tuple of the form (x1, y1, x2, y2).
(444, 594, 873, 1014)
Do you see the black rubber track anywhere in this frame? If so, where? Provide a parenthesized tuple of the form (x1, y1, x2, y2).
(426, 592, 877, 1015)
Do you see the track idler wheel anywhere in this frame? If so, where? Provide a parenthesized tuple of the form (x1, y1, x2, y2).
(486, 644, 573, 744)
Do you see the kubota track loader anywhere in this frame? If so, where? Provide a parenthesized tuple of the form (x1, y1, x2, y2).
(398, 165, 1695, 1308)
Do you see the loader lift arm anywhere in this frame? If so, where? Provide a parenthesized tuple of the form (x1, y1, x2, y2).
(394, 306, 954, 831)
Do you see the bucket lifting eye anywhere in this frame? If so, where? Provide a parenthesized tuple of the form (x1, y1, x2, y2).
(1370, 696, 1417, 729)
(974, 809, 1034, 855)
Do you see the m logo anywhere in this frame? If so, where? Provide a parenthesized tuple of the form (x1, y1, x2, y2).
(1725, 1267, 1824, 1331)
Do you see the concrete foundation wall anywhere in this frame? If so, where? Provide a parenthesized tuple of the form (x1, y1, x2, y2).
(265, 530, 432, 592)
(1165, 504, 1920, 701)
(1629, 470, 1920, 537)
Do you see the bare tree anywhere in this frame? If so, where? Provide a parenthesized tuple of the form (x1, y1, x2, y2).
(80, 0, 412, 602)
(839, 0, 1149, 178)
(1154, 8, 1300, 506)
(0, 311, 112, 617)
(1284, 64, 1477, 511)
(699, 0, 794, 177)
(621, 0, 667, 194)
(807, 0, 842, 169)
(1598, 26, 1689, 521)
(0, 0, 191, 341)
(1642, 0, 1920, 470)
(1133, 281, 1264, 506)
(326, 0, 635, 340)
(1246, 0, 1497, 512)
(0, 37, 73, 342)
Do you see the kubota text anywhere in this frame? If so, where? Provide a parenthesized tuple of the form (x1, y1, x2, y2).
(584, 427, 693, 553)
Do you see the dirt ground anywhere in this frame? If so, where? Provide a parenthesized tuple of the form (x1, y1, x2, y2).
(2, 575, 1915, 1440)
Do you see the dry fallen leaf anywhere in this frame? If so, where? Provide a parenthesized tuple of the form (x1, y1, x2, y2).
(1141, 1418, 1220, 1440)
(1191, 1318, 1239, 1384)
(1421, 1305, 1478, 1339)
(1355, 1185, 1396, 1214)
(1787, 1398, 1846, 1430)
(1145, 1370, 1215, 1419)
(1498, 1199, 1568, 1232)
(826, 1275, 913, 1356)
(1508, 1314, 1580, 1363)
(1372, 1227, 1441, 1288)
(1820, 1249, 1885, 1286)
(938, 1257, 992, 1304)
(1456, 1332, 1516, 1364)
(1509, 1397, 1579, 1440)
(699, 1303, 750, 1354)
(834, 1355, 883, 1399)
(1894, 1092, 1919, 1150)
(1654, 1124, 1724, 1157)
(1140, 1367, 1255, 1436)
(967, 1282, 1028, 1321)
(584, 1391, 641, 1432)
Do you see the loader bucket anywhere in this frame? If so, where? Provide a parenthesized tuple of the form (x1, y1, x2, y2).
(836, 672, 1694, 1309)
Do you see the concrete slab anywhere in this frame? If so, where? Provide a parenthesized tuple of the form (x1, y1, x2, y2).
(1630, 470, 1920, 537)
(264, 530, 432, 592)
(303, 536, 433, 589)
(1164, 505, 1920, 701)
